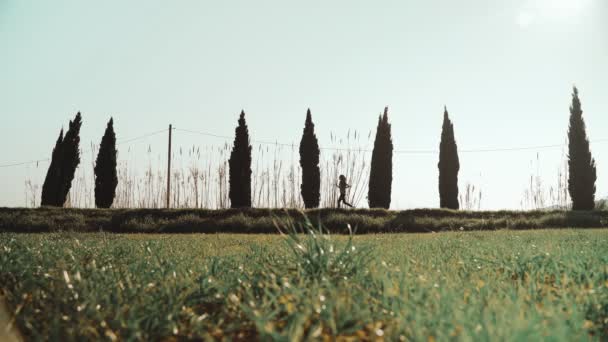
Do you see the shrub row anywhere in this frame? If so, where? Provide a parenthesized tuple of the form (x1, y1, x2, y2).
(0, 208, 607, 234)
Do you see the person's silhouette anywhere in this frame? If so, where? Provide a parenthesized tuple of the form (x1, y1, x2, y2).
(337, 175, 354, 208)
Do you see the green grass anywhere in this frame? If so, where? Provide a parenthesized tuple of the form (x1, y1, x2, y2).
(1, 227, 607, 340)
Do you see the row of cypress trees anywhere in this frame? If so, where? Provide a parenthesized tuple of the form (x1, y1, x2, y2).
(41, 87, 597, 211)
(41, 113, 118, 208)
(226, 106, 457, 210)
(228, 86, 597, 211)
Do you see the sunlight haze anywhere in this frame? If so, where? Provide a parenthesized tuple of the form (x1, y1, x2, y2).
(1, 0, 606, 209)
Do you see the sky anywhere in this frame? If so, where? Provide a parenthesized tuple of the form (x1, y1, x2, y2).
(0, 0, 607, 209)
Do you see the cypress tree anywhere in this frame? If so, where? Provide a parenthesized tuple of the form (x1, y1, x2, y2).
(299, 109, 321, 208)
(438, 106, 460, 210)
(368, 107, 393, 209)
(40, 129, 64, 206)
(228, 110, 252, 208)
(567, 87, 597, 210)
(57, 112, 82, 206)
(94, 118, 118, 208)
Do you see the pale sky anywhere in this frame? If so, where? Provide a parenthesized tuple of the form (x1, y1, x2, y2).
(1, 0, 607, 209)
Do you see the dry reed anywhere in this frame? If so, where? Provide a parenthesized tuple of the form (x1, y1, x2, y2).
(25, 131, 372, 209)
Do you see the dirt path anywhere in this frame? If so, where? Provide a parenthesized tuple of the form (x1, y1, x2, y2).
(0, 296, 22, 342)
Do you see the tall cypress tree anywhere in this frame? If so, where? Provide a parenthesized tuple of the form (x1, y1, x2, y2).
(94, 118, 118, 208)
(368, 107, 393, 209)
(567, 87, 597, 210)
(57, 112, 82, 206)
(41, 129, 64, 206)
(229, 110, 252, 208)
(299, 109, 321, 209)
(40, 112, 83, 207)
(438, 106, 460, 210)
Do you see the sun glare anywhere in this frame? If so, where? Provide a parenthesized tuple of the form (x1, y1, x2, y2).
(517, 0, 593, 28)
(538, 0, 592, 17)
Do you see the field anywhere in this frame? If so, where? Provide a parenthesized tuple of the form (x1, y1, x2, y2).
(1, 225, 607, 340)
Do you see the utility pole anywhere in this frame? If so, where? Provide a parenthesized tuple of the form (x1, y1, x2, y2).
(166, 124, 172, 208)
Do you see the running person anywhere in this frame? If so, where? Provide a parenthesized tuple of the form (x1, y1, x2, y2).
(337, 175, 354, 208)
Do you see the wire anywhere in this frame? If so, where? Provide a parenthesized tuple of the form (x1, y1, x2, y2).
(0, 158, 51, 168)
(175, 127, 608, 155)
(175, 128, 298, 148)
(116, 129, 167, 146)
(2, 127, 607, 169)
(0, 129, 168, 168)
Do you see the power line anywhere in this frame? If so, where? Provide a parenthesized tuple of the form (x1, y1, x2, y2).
(175, 127, 382, 153)
(0, 158, 51, 169)
(2, 126, 608, 169)
(175, 128, 296, 148)
(116, 129, 167, 146)
(457, 139, 608, 153)
(174, 127, 608, 155)
(0, 129, 167, 169)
